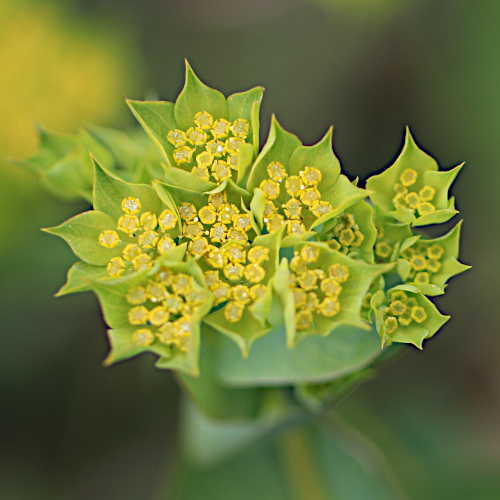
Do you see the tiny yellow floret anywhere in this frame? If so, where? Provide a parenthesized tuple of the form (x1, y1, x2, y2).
(224, 301, 245, 322)
(328, 263, 350, 283)
(167, 129, 187, 146)
(296, 310, 314, 330)
(301, 167, 322, 187)
(194, 111, 214, 129)
(133, 328, 154, 347)
(427, 244, 444, 260)
(319, 297, 340, 317)
(419, 185, 435, 201)
(138, 230, 159, 249)
(247, 246, 269, 264)
(300, 245, 320, 263)
(390, 300, 407, 316)
(157, 236, 175, 254)
(149, 306, 169, 326)
(127, 286, 147, 305)
(117, 215, 140, 235)
(321, 277, 342, 297)
(121, 197, 142, 215)
(212, 119, 231, 138)
(411, 306, 427, 323)
(132, 253, 152, 271)
(416, 202, 435, 216)
(99, 230, 120, 249)
(173, 145, 193, 164)
(158, 209, 178, 231)
(244, 263, 266, 283)
(230, 118, 249, 138)
(400, 168, 418, 187)
(260, 179, 280, 200)
(128, 306, 149, 325)
(384, 316, 398, 334)
(107, 256, 125, 276)
(267, 161, 286, 181)
(375, 241, 392, 259)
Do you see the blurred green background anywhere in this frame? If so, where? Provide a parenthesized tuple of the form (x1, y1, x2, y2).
(1, 0, 499, 498)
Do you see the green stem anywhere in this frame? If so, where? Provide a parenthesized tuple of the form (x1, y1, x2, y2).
(279, 426, 333, 500)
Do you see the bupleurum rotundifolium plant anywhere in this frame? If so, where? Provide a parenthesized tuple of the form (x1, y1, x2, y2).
(37, 61, 469, 377)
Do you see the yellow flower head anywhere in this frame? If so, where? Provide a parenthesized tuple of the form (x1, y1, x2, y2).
(99, 230, 120, 248)
(194, 111, 214, 129)
(121, 197, 142, 215)
(158, 209, 178, 231)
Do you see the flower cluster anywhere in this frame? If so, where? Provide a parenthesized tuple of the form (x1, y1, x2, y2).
(168, 111, 250, 184)
(41, 63, 468, 377)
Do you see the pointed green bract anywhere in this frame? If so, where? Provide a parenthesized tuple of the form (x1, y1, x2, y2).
(371, 288, 449, 348)
(126, 99, 176, 162)
(104, 327, 173, 365)
(227, 86, 264, 156)
(288, 127, 340, 192)
(43, 210, 131, 265)
(246, 116, 302, 193)
(15, 125, 78, 175)
(93, 159, 163, 221)
(56, 261, 109, 296)
(366, 129, 461, 226)
(312, 175, 369, 229)
(399, 220, 470, 291)
(175, 61, 228, 131)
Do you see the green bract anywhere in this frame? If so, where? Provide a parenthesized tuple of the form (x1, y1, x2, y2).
(33, 61, 468, 386)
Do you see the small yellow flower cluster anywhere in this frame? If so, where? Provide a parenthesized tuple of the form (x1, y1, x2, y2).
(127, 267, 204, 351)
(288, 245, 349, 331)
(167, 112, 250, 184)
(382, 290, 428, 334)
(323, 212, 364, 253)
(204, 244, 269, 323)
(259, 163, 332, 236)
(393, 168, 436, 216)
(401, 242, 444, 285)
(374, 224, 393, 262)
(178, 191, 254, 257)
(98, 197, 178, 277)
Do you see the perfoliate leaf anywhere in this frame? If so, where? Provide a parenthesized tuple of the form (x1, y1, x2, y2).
(227, 86, 264, 156)
(93, 159, 163, 221)
(177, 328, 262, 420)
(126, 98, 176, 163)
(43, 210, 132, 265)
(56, 261, 108, 296)
(246, 115, 301, 193)
(175, 60, 228, 131)
(216, 323, 382, 387)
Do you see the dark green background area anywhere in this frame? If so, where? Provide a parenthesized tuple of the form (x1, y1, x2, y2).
(2, 0, 499, 498)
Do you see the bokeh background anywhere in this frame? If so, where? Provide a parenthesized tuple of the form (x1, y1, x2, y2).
(1, 0, 499, 498)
